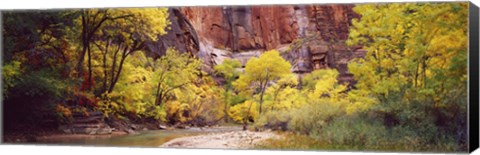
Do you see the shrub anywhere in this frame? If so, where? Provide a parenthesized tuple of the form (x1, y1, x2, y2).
(228, 100, 259, 124)
(288, 100, 346, 134)
(2, 60, 22, 98)
(254, 110, 291, 131)
(3, 68, 76, 131)
(55, 104, 73, 124)
(312, 115, 388, 149)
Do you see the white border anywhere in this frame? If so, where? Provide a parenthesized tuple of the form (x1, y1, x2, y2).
(0, 145, 471, 155)
(0, 0, 477, 9)
(0, 0, 478, 155)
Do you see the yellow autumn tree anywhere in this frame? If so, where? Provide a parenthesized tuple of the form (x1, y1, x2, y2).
(74, 8, 170, 91)
(347, 2, 468, 111)
(345, 2, 468, 148)
(264, 74, 304, 111)
(167, 76, 225, 125)
(233, 50, 292, 114)
(90, 8, 171, 95)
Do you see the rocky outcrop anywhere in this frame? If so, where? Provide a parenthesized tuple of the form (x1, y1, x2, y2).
(59, 111, 113, 135)
(146, 8, 200, 58)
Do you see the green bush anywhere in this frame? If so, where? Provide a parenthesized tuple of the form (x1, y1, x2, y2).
(3, 68, 73, 128)
(288, 101, 345, 134)
(311, 115, 388, 149)
(370, 91, 463, 151)
(254, 110, 291, 131)
(285, 90, 462, 152)
(307, 113, 458, 151)
(2, 61, 22, 98)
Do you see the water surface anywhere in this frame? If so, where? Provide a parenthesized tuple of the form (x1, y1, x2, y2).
(36, 126, 243, 147)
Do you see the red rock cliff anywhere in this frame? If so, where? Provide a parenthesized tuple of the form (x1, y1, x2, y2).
(180, 4, 359, 52)
(148, 4, 364, 83)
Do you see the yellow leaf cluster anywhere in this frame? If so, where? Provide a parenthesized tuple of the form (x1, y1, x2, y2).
(228, 100, 259, 123)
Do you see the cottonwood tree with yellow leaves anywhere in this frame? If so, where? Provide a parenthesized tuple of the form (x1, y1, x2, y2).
(233, 50, 292, 114)
(346, 2, 468, 148)
(347, 2, 467, 106)
(89, 8, 171, 94)
(75, 8, 169, 91)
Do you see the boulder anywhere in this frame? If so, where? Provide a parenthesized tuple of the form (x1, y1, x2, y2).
(130, 124, 137, 130)
(158, 125, 168, 130)
(126, 129, 137, 135)
(96, 128, 113, 135)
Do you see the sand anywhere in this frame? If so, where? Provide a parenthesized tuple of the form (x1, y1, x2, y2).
(160, 130, 280, 149)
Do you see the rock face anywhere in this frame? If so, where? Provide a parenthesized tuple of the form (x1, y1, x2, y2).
(59, 111, 113, 135)
(150, 4, 365, 85)
(146, 8, 200, 58)
(181, 6, 296, 51)
(180, 5, 358, 52)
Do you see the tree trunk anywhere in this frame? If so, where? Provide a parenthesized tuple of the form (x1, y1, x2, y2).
(77, 11, 88, 78)
(223, 89, 230, 123)
(87, 42, 92, 91)
(423, 58, 427, 88)
(108, 50, 128, 93)
(77, 43, 87, 78)
(109, 48, 119, 92)
(272, 88, 281, 111)
(259, 89, 265, 114)
(154, 82, 162, 106)
(258, 78, 269, 114)
(102, 50, 108, 93)
(414, 61, 419, 87)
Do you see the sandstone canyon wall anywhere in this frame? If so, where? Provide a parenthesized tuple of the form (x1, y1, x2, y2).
(148, 4, 366, 85)
(181, 5, 357, 51)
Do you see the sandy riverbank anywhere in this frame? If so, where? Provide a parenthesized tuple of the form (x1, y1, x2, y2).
(160, 130, 281, 149)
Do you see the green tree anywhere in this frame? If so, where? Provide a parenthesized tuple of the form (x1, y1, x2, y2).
(2, 61, 22, 99)
(233, 50, 292, 114)
(74, 8, 170, 91)
(2, 11, 79, 129)
(2, 11, 77, 75)
(214, 59, 242, 122)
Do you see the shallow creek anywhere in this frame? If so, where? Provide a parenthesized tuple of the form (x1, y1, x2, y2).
(34, 126, 243, 148)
